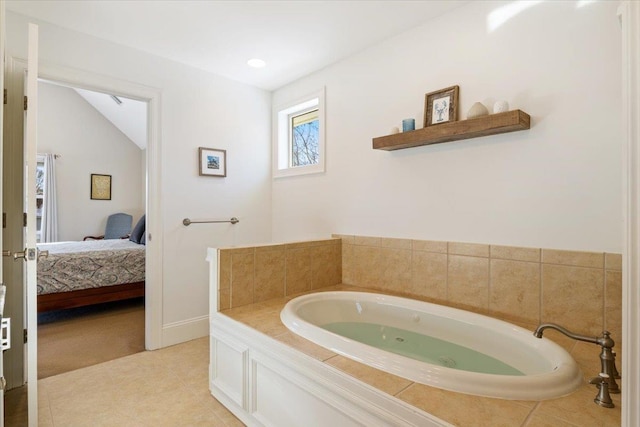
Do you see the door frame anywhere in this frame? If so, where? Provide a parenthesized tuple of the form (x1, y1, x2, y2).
(36, 63, 163, 350)
(620, 2, 640, 425)
(0, 1, 5, 423)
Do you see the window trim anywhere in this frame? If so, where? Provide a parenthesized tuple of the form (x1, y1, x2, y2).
(273, 88, 325, 178)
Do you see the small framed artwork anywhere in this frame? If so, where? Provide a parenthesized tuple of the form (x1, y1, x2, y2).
(90, 174, 112, 200)
(199, 147, 227, 177)
(424, 85, 459, 127)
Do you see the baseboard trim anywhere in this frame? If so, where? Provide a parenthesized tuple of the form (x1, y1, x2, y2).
(161, 315, 209, 347)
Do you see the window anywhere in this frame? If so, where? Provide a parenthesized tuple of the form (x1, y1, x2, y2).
(273, 88, 325, 177)
(291, 108, 319, 167)
(36, 155, 45, 243)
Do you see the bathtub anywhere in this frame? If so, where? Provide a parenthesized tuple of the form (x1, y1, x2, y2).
(280, 291, 583, 400)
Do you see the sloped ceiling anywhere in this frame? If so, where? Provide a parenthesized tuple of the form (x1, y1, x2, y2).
(74, 88, 147, 150)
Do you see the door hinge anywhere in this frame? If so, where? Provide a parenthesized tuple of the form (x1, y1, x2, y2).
(2, 212, 5, 229)
(3, 89, 6, 105)
(23, 212, 27, 227)
(24, 95, 28, 111)
(23, 328, 27, 344)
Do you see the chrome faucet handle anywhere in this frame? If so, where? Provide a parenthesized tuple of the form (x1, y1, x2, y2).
(589, 373, 615, 408)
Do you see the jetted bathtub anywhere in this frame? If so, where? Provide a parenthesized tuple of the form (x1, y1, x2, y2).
(280, 291, 583, 400)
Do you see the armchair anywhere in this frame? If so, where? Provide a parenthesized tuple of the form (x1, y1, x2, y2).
(83, 213, 133, 241)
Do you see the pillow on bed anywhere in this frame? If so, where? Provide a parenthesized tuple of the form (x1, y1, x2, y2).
(129, 215, 146, 244)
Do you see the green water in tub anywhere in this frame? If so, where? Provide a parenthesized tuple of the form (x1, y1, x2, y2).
(322, 322, 524, 376)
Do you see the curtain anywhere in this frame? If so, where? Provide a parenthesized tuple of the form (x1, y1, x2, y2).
(41, 153, 59, 242)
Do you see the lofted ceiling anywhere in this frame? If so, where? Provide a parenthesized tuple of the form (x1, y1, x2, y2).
(73, 88, 148, 150)
(6, 0, 469, 91)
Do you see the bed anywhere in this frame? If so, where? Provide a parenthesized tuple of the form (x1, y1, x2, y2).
(36, 239, 145, 312)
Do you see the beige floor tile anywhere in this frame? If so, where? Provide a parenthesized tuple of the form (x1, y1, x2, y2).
(37, 407, 56, 427)
(32, 337, 243, 427)
(524, 411, 582, 427)
(207, 396, 247, 426)
(52, 409, 142, 427)
(184, 374, 215, 401)
(48, 383, 120, 422)
(126, 388, 225, 426)
(38, 384, 51, 411)
(42, 364, 114, 402)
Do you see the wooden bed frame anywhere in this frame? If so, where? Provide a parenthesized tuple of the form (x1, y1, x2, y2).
(37, 281, 145, 313)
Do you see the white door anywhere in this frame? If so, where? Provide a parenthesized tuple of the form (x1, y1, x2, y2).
(0, 0, 6, 423)
(1, 22, 39, 426)
(24, 23, 39, 426)
(2, 55, 27, 424)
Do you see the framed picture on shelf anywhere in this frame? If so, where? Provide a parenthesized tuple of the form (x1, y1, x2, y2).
(90, 174, 112, 200)
(199, 147, 227, 177)
(424, 85, 459, 127)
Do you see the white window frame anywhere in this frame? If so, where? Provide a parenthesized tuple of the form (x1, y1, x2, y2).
(273, 88, 325, 178)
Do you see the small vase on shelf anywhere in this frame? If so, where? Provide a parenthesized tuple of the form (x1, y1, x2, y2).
(467, 102, 489, 119)
(494, 100, 509, 113)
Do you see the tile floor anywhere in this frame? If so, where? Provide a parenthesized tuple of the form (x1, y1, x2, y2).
(10, 337, 243, 426)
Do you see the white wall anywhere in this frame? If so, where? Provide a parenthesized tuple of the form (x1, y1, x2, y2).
(38, 81, 144, 241)
(272, 1, 623, 253)
(6, 12, 272, 334)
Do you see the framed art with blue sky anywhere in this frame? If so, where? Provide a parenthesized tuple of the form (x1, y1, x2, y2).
(199, 147, 227, 177)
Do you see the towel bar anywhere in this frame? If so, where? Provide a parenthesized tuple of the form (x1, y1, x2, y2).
(182, 217, 239, 226)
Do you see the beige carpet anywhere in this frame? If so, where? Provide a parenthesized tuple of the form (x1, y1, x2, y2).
(37, 297, 145, 379)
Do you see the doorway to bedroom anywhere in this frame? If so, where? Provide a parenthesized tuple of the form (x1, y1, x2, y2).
(35, 80, 148, 378)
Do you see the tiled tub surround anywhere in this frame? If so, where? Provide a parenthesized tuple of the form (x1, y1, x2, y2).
(216, 238, 342, 310)
(338, 235, 623, 348)
(212, 236, 623, 426)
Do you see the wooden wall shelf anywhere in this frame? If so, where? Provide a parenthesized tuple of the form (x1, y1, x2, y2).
(372, 109, 530, 151)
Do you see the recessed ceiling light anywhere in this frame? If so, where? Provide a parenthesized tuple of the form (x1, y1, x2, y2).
(247, 58, 266, 68)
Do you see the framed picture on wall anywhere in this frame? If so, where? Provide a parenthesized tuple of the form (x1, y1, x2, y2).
(199, 147, 227, 177)
(90, 174, 112, 200)
(424, 85, 459, 127)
